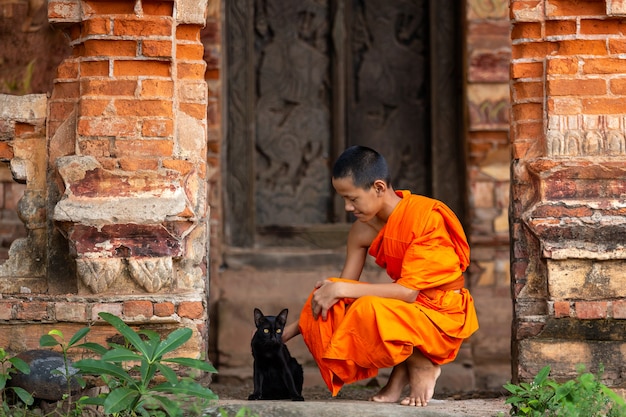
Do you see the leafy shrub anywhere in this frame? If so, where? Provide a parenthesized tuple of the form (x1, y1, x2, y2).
(0, 347, 33, 412)
(74, 312, 218, 417)
(504, 365, 626, 417)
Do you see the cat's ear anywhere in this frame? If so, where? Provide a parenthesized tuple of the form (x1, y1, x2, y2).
(254, 308, 264, 327)
(276, 308, 288, 327)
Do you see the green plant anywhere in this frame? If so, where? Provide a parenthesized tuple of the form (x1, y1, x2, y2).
(0, 347, 33, 413)
(75, 312, 218, 417)
(39, 329, 90, 416)
(504, 365, 626, 417)
(2, 59, 36, 95)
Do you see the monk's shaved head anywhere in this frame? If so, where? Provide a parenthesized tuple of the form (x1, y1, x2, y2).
(332, 145, 391, 189)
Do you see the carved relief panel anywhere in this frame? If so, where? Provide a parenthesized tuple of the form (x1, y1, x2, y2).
(225, 0, 463, 248)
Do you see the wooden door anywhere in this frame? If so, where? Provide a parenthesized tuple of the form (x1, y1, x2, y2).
(224, 0, 465, 255)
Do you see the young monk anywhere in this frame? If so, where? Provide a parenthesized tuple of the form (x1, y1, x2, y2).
(282, 145, 479, 407)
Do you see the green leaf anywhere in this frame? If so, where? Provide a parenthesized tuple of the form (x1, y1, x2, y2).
(151, 394, 182, 417)
(68, 327, 91, 347)
(533, 365, 551, 385)
(39, 334, 61, 347)
(104, 386, 141, 415)
(99, 312, 150, 358)
(9, 356, 30, 374)
(102, 346, 143, 363)
(152, 380, 218, 400)
(153, 328, 192, 360)
(155, 362, 178, 384)
(78, 395, 105, 406)
(74, 358, 137, 385)
(0, 374, 8, 390)
(11, 386, 34, 405)
(75, 342, 109, 355)
(163, 357, 217, 373)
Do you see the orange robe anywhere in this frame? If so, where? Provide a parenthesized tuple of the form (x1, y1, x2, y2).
(298, 190, 479, 396)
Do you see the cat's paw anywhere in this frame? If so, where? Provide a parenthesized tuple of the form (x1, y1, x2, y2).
(248, 393, 261, 400)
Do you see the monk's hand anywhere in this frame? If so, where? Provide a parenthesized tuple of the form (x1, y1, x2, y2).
(312, 280, 341, 321)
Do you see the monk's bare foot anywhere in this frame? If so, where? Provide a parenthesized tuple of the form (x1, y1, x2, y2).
(369, 364, 408, 403)
(399, 350, 441, 407)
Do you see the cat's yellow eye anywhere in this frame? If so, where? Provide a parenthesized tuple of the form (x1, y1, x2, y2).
(276, 329, 282, 334)
(263, 329, 269, 333)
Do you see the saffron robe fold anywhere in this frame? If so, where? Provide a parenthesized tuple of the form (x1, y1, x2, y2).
(299, 190, 479, 396)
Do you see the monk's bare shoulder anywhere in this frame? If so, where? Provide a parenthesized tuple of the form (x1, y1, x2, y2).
(349, 219, 383, 248)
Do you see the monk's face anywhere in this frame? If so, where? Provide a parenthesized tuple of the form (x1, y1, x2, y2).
(332, 176, 381, 222)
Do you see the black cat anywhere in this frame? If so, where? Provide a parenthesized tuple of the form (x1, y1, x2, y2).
(248, 308, 304, 401)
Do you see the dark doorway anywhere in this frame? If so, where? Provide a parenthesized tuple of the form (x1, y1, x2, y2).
(224, 0, 465, 256)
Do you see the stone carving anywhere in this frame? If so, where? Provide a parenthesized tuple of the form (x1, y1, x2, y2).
(128, 257, 173, 293)
(348, 0, 429, 194)
(76, 258, 122, 294)
(547, 115, 626, 157)
(254, 0, 331, 225)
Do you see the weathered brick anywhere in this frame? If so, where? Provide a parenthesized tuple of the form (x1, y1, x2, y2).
(557, 40, 608, 56)
(583, 97, 626, 114)
(142, 1, 174, 16)
(575, 301, 608, 319)
(513, 81, 543, 100)
(113, 18, 172, 37)
(545, 0, 605, 17)
(0, 301, 14, 320)
(50, 81, 80, 100)
(547, 96, 582, 114)
(81, 79, 137, 96)
(583, 58, 626, 74)
(56, 60, 79, 79)
(580, 19, 626, 35)
(123, 300, 153, 319)
(16, 301, 50, 321)
(48, 101, 76, 122)
(177, 62, 206, 79)
(142, 40, 172, 58)
(77, 138, 112, 157)
(554, 301, 570, 318)
(609, 38, 626, 54)
(83, 0, 135, 15)
(178, 301, 204, 319)
(176, 44, 205, 60)
(179, 102, 206, 119)
(512, 102, 543, 120)
(515, 121, 543, 139)
(83, 17, 111, 35)
(511, 22, 542, 39)
(114, 60, 171, 77)
(55, 302, 88, 322)
(162, 159, 194, 175)
(79, 98, 110, 117)
(512, 42, 558, 59)
(610, 78, 626, 94)
(141, 79, 174, 97)
(78, 117, 139, 137)
(547, 78, 606, 96)
(114, 139, 174, 157)
(80, 60, 109, 77)
(613, 300, 626, 319)
(154, 302, 175, 317)
(82, 39, 138, 57)
(176, 24, 201, 41)
(142, 119, 173, 137)
(547, 57, 579, 75)
(1, 141, 16, 160)
(114, 99, 173, 117)
(91, 302, 123, 321)
(118, 157, 159, 171)
(511, 61, 544, 79)
(545, 19, 577, 36)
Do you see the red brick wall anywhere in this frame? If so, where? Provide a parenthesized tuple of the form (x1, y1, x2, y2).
(511, 0, 626, 387)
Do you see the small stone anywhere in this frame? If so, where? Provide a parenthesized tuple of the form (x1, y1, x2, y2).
(8, 349, 81, 401)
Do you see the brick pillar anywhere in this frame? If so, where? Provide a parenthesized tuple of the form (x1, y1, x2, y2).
(41, 0, 210, 358)
(510, 0, 626, 387)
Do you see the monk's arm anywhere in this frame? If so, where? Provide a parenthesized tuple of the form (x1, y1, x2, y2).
(340, 220, 377, 280)
(312, 280, 418, 320)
